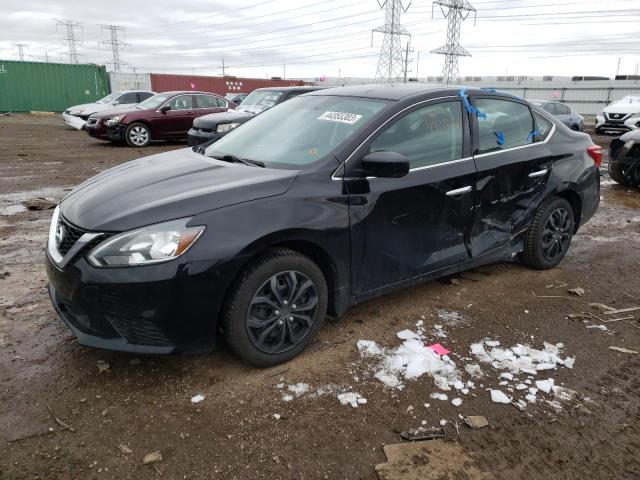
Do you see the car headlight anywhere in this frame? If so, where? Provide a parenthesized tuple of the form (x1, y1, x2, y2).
(106, 114, 126, 126)
(628, 113, 640, 119)
(69, 109, 84, 116)
(87, 218, 205, 267)
(216, 122, 240, 133)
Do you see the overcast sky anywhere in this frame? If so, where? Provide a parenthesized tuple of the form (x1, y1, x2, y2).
(1, 0, 639, 80)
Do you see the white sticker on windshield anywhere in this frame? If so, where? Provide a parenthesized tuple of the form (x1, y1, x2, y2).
(317, 111, 363, 124)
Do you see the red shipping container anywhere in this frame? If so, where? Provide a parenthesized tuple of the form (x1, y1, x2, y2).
(150, 73, 304, 95)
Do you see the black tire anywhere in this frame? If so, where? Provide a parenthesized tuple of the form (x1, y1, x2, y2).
(608, 160, 631, 186)
(522, 197, 575, 270)
(222, 248, 327, 367)
(125, 122, 151, 147)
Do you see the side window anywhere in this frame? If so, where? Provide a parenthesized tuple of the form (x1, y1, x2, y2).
(475, 98, 535, 153)
(195, 95, 220, 109)
(167, 95, 193, 110)
(543, 103, 556, 115)
(370, 101, 463, 169)
(117, 93, 138, 104)
(138, 92, 153, 102)
(555, 103, 571, 115)
(216, 97, 228, 108)
(533, 112, 554, 141)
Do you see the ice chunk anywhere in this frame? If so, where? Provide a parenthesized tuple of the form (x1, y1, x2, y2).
(191, 394, 205, 404)
(357, 340, 383, 357)
(564, 357, 575, 369)
(515, 384, 528, 391)
(430, 392, 448, 401)
(397, 329, 421, 340)
(452, 398, 462, 407)
(490, 390, 512, 404)
(288, 383, 310, 396)
(464, 364, 483, 378)
(337, 392, 367, 408)
(500, 373, 513, 381)
(535, 379, 554, 394)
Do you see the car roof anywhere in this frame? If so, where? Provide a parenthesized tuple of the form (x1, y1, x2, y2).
(303, 83, 497, 101)
(157, 91, 221, 96)
(253, 86, 328, 93)
(114, 90, 154, 94)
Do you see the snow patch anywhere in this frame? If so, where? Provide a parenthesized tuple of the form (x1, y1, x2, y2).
(337, 392, 367, 408)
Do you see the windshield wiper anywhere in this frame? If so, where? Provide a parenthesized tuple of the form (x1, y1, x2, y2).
(212, 154, 265, 168)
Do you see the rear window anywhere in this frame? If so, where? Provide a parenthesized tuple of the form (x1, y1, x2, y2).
(533, 112, 554, 141)
(476, 98, 535, 153)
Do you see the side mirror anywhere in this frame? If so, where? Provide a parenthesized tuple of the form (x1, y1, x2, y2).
(361, 151, 410, 178)
(159, 105, 171, 113)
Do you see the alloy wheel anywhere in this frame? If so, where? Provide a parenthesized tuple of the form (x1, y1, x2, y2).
(129, 126, 149, 146)
(541, 207, 572, 261)
(246, 270, 319, 354)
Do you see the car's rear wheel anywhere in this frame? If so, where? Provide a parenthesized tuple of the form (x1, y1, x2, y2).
(222, 248, 327, 366)
(522, 197, 575, 270)
(125, 123, 151, 147)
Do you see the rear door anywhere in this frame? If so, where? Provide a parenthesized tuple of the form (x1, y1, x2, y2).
(468, 95, 556, 257)
(153, 94, 195, 138)
(194, 94, 228, 118)
(346, 99, 477, 295)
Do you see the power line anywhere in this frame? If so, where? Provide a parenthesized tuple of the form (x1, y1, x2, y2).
(373, 0, 412, 82)
(431, 0, 476, 84)
(54, 18, 83, 64)
(99, 24, 130, 72)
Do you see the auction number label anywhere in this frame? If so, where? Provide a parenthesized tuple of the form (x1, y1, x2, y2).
(317, 111, 362, 124)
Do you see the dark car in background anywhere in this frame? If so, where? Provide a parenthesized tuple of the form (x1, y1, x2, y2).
(225, 92, 248, 105)
(46, 84, 600, 365)
(530, 100, 584, 131)
(188, 86, 324, 146)
(609, 129, 640, 187)
(86, 91, 234, 147)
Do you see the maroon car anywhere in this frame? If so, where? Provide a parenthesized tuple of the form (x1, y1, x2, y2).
(85, 91, 234, 147)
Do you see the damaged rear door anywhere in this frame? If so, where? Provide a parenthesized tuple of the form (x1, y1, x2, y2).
(346, 99, 476, 295)
(468, 95, 556, 257)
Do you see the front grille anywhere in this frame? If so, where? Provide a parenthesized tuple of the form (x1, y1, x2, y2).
(106, 314, 172, 346)
(57, 216, 85, 256)
(607, 113, 628, 121)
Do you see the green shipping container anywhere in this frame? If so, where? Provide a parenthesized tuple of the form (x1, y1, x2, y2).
(0, 60, 110, 112)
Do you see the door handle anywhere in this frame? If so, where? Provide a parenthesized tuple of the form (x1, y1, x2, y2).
(446, 186, 472, 196)
(528, 168, 548, 178)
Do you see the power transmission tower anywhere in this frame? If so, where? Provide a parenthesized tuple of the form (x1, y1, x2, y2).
(431, 0, 476, 85)
(12, 43, 28, 61)
(99, 24, 130, 72)
(54, 18, 83, 64)
(372, 0, 411, 83)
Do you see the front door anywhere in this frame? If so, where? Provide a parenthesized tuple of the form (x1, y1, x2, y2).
(468, 96, 556, 257)
(154, 94, 195, 138)
(345, 99, 477, 295)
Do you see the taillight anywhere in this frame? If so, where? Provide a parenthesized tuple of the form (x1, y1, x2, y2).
(587, 144, 602, 169)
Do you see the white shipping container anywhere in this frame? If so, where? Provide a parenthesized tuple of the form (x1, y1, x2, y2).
(109, 72, 152, 93)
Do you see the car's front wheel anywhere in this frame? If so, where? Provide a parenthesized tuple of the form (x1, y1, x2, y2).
(125, 123, 151, 147)
(222, 248, 327, 366)
(522, 197, 575, 270)
(608, 160, 633, 186)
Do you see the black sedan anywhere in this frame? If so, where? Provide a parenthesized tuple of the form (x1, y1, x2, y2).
(187, 86, 325, 146)
(46, 84, 600, 365)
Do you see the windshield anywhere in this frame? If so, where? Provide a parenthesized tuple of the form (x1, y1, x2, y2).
(136, 93, 174, 110)
(97, 93, 120, 104)
(205, 95, 388, 169)
(237, 90, 285, 114)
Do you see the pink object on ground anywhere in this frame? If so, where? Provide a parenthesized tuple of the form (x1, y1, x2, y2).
(427, 343, 450, 356)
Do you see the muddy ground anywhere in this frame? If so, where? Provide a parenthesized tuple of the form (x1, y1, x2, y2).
(1, 115, 639, 480)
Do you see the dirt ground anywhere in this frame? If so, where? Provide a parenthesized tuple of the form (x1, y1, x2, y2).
(1, 115, 639, 480)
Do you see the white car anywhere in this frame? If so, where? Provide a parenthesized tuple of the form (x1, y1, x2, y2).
(62, 90, 155, 130)
(595, 95, 640, 134)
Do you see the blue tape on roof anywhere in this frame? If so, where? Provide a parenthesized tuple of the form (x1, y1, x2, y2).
(459, 89, 487, 119)
(495, 131, 505, 145)
(527, 129, 540, 142)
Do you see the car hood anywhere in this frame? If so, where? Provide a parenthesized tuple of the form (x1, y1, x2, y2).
(193, 110, 254, 128)
(67, 102, 111, 115)
(604, 103, 640, 114)
(89, 106, 142, 120)
(60, 148, 298, 232)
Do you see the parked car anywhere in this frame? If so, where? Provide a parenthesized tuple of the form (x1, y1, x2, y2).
(529, 100, 584, 131)
(87, 91, 234, 147)
(608, 130, 640, 187)
(596, 95, 640, 134)
(188, 86, 324, 146)
(63, 90, 155, 130)
(225, 92, 248, 105)
(46, 84, 600, 365)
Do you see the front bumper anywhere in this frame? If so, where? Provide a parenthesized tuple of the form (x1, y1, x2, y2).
(187, 128, 223, 146)
(85, 121, 109, 140)
(107, 125, 125, 143)
(595, 114, 639, 132)
(62, 113, 87, 131)
(46, 251, 236, 354)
